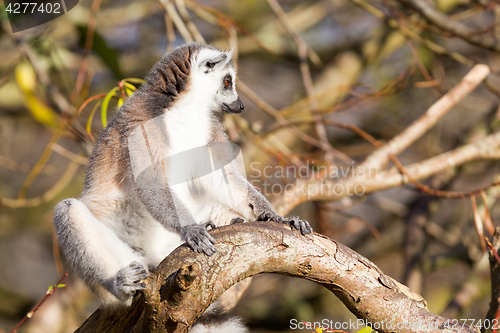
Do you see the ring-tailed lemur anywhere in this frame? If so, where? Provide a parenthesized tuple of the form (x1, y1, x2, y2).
(53, 43, 312, 329)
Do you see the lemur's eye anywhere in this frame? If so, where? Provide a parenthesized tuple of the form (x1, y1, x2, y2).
(206, 61, 215, 69)
(223, 75, 232, 88)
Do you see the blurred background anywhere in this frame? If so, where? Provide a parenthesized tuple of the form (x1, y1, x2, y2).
(1, 0, 500, 332)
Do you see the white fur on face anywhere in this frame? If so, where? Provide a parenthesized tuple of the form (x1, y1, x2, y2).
(189, 47, 240, 112)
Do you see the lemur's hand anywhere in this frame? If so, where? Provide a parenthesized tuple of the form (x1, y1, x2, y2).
(115, 261, 149, 301)
(182, 221, 217, 256)
(257, 211, 313, 235)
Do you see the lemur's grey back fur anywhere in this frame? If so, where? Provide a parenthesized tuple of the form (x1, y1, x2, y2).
(54, 43, 312, 332)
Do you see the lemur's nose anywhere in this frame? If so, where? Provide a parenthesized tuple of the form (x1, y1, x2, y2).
(223, 97, 244, 114)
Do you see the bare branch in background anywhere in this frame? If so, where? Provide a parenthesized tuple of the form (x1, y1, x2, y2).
(273, 129, 500, 216)
(361, 64, 490, 170)
(265, 0, 341, 163)
(0, 161, 81, 209)
(349, 0, 476, 66)
(396, 0, 500, 54)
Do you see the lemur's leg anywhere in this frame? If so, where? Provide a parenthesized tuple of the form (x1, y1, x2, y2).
(136, 186, 217, 256)
(54, 199, 148, 305)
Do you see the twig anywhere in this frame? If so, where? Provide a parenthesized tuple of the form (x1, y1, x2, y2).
(70, 0, 103, 104)
(265, 0, 338, 163)
(389, 155, 500, 199)
(396, 0, 500, 54)
(264, 0, 321, 66)
(16, 41, 73, 115)
(185, 0, 276, 55)
(349, 0, 476, 67)
(17, 131, 63, 199)
(174, 0, 205, 43)
(361, 64, 490, 170)
(232, 115, 304, 168)
(50, 143, 88, 165)
(0, 156, 55, 175)
(10, 272, 69, 333)
(238, 81, 348, 158)
(1, 160, 81, 209)
(165, 11, 176, 52)
(406, 39, 445, 97)
(159, 0, 194, 43)
(272, 129, 500, 215)
(267, 116, 500, 199)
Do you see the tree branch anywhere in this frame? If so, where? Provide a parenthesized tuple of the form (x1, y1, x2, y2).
(272, 128, 500, 215)
(396, 0, 500, 54)
(361, 64, 490, 170)
(75, 222, 479, 333)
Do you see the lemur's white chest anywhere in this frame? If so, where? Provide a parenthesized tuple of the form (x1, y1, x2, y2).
(162, 100, 219, 222)
(163, 103, 213, 152)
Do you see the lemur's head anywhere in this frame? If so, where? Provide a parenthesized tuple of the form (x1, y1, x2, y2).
(145, 43, 244, 114)
(190, 45, 244, 114)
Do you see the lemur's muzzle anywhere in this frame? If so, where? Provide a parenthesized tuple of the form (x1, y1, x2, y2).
(222, 97, 244, 114)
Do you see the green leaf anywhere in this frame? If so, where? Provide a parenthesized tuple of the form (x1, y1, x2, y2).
(124, 78, 147, 85)
(357, 327, 374, 333)
(101, 87, 118, 128)
(123, 82, 137, 91)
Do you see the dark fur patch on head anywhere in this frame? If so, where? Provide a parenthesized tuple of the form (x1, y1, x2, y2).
(124, 43, 207, 120)
(145, 43, 203, 97)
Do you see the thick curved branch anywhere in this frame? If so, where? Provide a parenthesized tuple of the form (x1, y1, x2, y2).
(76, 222, 478, 333)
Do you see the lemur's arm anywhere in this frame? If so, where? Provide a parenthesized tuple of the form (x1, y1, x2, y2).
(135, 185, 217, 255)
(217, 163, 312, 235)
(208, 124, 312, 235)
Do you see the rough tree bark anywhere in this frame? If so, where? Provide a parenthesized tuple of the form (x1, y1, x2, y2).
(75, 222, 479, 333)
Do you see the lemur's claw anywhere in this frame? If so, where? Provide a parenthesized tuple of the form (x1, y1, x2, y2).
(257, 212, 312, 235)
(203, 220, 217, 230)
(257, 212, 279, 222)
(116, 261, 149, 298)
(230, 217, 244, 224)
(183, 223, 217, 256)
(282, 216, 313, 235)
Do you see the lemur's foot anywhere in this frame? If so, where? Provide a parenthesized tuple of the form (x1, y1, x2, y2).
(116, 261, 149, 297)
(257, 212, 313, 235)
(182, 222, 216, 256)
(230, 217, 244, 224)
